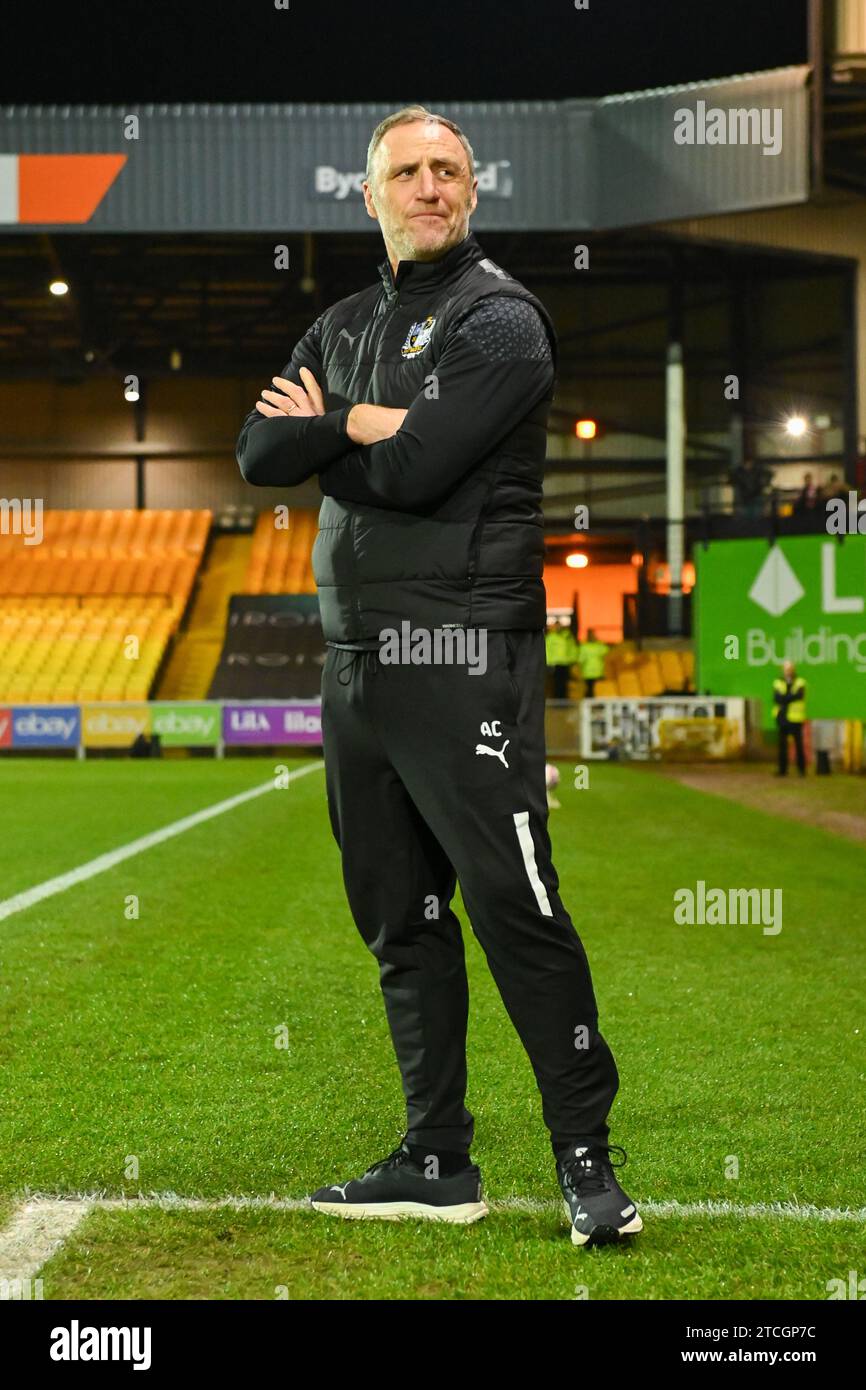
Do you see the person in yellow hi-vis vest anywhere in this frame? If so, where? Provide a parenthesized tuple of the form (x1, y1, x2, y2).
(577, 629, 609, 698)
(545, 616, 580, 698)
(773, 660, 807, 777)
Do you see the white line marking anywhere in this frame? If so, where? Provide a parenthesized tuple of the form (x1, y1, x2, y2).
(2, 1191, 863, 1292)
(0, 762, 324, 924)
(628, 1198, 866, 1223)
(10, 1193, 866, 1221)
(503, 1197, 866, 1222)
(0, 1200, 91, 1288)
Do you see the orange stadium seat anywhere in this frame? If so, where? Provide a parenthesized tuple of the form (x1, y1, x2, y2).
(241, 509, 320, 594)
(0, 509, 211, 702)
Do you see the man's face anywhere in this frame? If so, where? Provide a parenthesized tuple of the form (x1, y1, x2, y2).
(363, 119, 478, 267)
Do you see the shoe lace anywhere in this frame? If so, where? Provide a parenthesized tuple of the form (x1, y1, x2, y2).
(363, 1145, 412, 1177)
(561, 1143, 627, 1197)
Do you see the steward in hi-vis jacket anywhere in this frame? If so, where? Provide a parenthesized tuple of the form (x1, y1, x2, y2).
(773, 661, 807, 777)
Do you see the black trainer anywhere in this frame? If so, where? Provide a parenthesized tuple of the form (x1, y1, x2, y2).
(556, 1142, 643, 1247)
(310, 1142, 488, 1224)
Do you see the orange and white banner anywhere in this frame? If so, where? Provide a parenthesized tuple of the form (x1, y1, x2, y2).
(0, 153, 126, 224)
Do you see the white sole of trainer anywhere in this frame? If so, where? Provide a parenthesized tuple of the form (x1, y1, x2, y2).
(568, 1206, 644, 1246)
(310, 1199, 489, 1224)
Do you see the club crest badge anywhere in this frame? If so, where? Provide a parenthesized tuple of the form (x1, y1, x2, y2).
(401, 315, 436, 359)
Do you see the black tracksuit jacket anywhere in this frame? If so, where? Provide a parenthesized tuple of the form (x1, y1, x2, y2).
(236, 232, 557, 643)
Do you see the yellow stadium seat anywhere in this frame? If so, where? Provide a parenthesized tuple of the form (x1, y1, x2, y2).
(636, 659, 664, 696)
(659, 650, 685, 689)
(0, 508, 212, 701)
(617, 672, 642, 696)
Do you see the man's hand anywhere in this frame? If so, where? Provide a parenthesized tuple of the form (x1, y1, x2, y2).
(346, 404, 408, 446)
(256, 367, 325, 418)
(252, 364, 405, 445)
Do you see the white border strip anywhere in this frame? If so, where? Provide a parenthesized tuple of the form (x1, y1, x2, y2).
(2, 1192, 863, 1293)
(0, 761, 324, 923)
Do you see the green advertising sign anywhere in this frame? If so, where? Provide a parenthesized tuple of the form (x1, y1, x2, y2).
(150, 702, 221, 746)
(696, 535, 866, 726)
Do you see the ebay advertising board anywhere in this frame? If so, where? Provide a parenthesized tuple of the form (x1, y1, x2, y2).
(0, 705, 81, 748)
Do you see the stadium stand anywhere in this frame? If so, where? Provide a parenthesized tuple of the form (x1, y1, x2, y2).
(156, 533, 252, 699)
(566, 641, 695, 699)
(157, 510, 320, 698)
(0, 509, 211, 702)
(0, 503, 694, 707)
(242, 509, 318, 594)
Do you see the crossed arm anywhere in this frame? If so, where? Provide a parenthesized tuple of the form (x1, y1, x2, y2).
(236, 362, 405, 488)
(236, 300, 554, 511)
(257, 369, 408, 449)
(774, 685, 798, 713)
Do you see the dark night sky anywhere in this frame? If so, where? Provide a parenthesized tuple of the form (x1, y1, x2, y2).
(1, 0, 808, 104)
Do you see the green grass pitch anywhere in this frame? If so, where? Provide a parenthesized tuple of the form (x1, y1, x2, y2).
(0, 756, 863, 1300)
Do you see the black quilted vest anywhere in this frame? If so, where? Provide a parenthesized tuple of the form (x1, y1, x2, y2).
(313, 232, 557, 640)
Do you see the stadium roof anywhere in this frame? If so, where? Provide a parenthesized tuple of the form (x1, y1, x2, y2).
(0, 68, 812, 233)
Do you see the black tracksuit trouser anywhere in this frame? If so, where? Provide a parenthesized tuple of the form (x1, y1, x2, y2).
(320, 628, 619, 1156)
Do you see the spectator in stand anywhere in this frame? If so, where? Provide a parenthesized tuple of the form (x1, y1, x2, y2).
(730, 457, 771, 517)
(578, 628, 610, 698)
(793, 471, 820, 514)
(773, 660, 807, 778)
(544, 615, 580, 699)
(822, 473, 847, 503)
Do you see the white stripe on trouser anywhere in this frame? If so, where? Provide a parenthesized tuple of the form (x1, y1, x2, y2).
(512, 811, 553, 916)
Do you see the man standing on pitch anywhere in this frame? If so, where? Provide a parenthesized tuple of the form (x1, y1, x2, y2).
(237, 106, 641, 1248)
